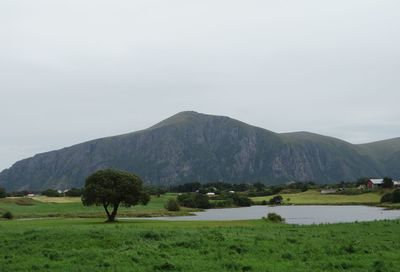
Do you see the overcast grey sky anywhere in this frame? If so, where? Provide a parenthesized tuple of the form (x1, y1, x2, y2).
(1, 0, 400, 171)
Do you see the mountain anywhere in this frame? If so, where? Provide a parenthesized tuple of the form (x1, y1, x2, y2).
(0, 111, 399, 191)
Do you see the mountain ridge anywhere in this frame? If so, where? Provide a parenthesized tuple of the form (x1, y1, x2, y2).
(1, 111, 399, 191)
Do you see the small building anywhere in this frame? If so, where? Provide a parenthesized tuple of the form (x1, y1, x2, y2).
(228, 191, 235, 194)
(366, 179, 384, 189)
(206, 192, 216, 197)
(394, 181, 400, 188)
(27, 193, 35, 197)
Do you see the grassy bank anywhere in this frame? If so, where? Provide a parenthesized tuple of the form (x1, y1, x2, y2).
(251, 190, 383, 205)
(0, 194, 197, 219)
(0, 218, 399, 271)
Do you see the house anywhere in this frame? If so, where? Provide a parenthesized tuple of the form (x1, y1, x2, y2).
(27, 193, 35, 197)
(366, 179, 383, 189)
(394, 181, 400, 188)
(206, 192, 216, 197)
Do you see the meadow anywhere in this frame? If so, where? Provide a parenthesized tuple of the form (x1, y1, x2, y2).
(251, 189, 383, 205)
(0, 218, 399, 271)
(0, 194, 196, 219)
(0, 189, 391, 221)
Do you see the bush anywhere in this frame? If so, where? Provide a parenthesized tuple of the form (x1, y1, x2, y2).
(381, 190, 400, 203)
(264, 212, 284, 223)
(392, 189, 400, 203)
(269, 195, 283, 205)
(177, 193, 210, 209)
(0, 187, 6, 198)
(2, 211, 13, 220)
(231, 194, 252, 207)
(381, 192, 393, 203)
(165, 198, 180, 211)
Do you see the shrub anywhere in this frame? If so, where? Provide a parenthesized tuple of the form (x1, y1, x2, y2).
(269, 195, 283, 205)
(231, 194, 252, 207)
(381, 192, 393, 203)
(2, 211, 13, 220)
(392, 189, 400, 203)
(264, 212, 284, 223)
(381, 190, 400, 203)
(164, 198, 180, 211)
(177, 193, 210, 209)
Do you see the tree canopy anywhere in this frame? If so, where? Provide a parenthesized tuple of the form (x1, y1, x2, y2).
(81, 169, 150, 222)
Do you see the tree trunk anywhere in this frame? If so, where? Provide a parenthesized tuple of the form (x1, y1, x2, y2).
(104, 203, 119, 222)
(103, 204, 112, 222)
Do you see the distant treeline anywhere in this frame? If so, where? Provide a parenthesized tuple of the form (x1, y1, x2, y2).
(169, 181, 317, 196)
(1, 176, 392, 198)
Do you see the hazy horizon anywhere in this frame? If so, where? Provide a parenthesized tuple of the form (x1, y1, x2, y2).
(1, 0, 400, 171)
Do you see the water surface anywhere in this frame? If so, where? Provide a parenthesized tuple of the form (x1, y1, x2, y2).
(123, 205, 400, 225)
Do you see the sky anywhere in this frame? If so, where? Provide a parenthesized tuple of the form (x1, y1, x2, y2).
(1, 0, 400, 171)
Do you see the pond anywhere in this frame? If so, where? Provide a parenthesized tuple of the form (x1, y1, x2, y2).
(123, 205, 400, 225)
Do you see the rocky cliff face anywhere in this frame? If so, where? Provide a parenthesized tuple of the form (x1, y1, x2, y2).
(0, 111, 397, 191)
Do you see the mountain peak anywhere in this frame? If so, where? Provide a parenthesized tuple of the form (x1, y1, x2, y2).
(149, 111, 227, 130)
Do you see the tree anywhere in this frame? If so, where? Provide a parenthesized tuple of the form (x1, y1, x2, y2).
(382, 177, 394, 189)
(0, 187, 6, 198)
(81, 169, 150, 222)
(64, 188, 84, 197)
(253, 182, 265, 192)
(42, 189, 62, 197)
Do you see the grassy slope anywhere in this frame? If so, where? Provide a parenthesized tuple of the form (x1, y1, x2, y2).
(0, 218, 399, 271)
(251, 190, 383, 205)
(0, 194, 195, 219)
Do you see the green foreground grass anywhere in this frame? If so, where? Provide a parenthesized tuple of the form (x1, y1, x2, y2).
(251, 190, 383, 205)
(0, 218, 399, 271)
(0, 194, 196, 219)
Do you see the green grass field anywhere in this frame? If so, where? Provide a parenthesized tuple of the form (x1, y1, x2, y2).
(0, 190, 391, 220)
(251, 190, 383, 205)
(0, 218, 399, 271)
(0, 194, 196, 219)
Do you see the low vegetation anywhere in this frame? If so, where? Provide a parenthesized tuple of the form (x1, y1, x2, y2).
(164, 199, 180, 211)
(381, 189, 400, 204)
(0, 194, 195, 219)
(1, 211, 13, 220)
(252, 189, 383, 205)
(0, 219, 399, 271)
(263, 212, 285, 223)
